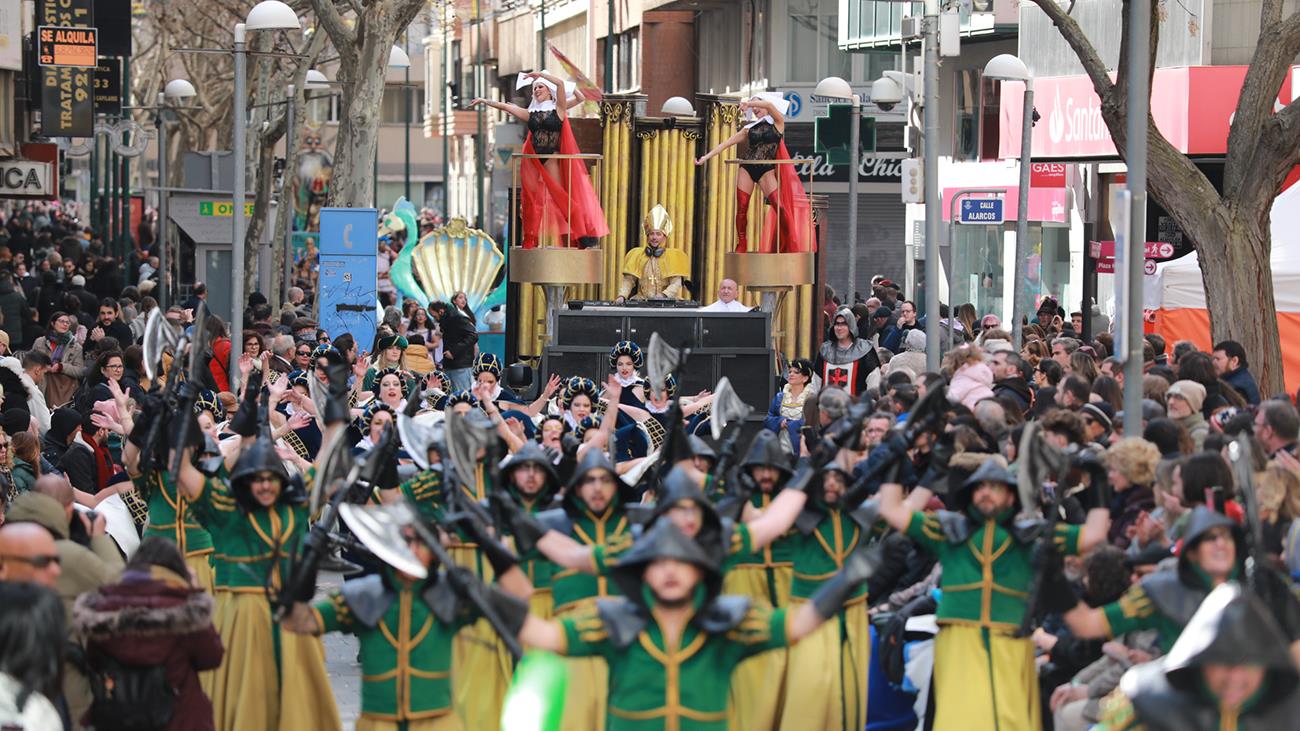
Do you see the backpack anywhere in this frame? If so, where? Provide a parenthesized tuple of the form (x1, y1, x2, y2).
(87, 653, 177, 730)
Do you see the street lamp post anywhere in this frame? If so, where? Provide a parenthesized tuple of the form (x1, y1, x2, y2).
(1123, 0, 1151, 438)
(814, 76, 861, 303)
(157, 79, 197, 310)
(231, 0, 302, 390)
(922, 0, 941, 373)
(983, 54, 1034, 349)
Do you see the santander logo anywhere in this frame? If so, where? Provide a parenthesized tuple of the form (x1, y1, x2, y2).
(1048, 86, 1066, 144)
(1042, 78, 1114, 155)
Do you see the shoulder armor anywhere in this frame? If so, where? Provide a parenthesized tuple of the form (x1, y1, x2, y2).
(849, 500, 881, 534)
(537, 507, 573, 535)
(1140, 571, 1205, 627)
(422, 573, 463, 625)
(1121, 663, 1213, 731)
(1009, 517, 1049, 545)
(694, 595, 752, 634)
(340, 575, 398, 628)
(794, 505, 825, 535)
(935, 510, 975, 544)
(596, 597, 649, 649)
(625, 503, 654, 526)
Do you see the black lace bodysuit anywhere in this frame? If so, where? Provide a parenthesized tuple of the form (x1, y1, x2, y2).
(741, 121, 782, 181)
(528, 109, 563, 155)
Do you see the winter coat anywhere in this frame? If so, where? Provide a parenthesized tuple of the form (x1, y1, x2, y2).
(206, 336, 231, 392)
(32, 332, 86, 407)
(948, 361, 996, 410)
(73, 567, 224, 731)
(439, 309, 478, 370)
(1221, 366, 1261, 406)
(993, 376, 1034, 415)
(5, 491, 125, 725)
(0, 279, 27, 347)
(0, 673, 62, 730)
(1109, 484, 1156, 550)
(10, 459, 34, 494)
(1175, 412, 1209, 451)
(58, 437, 99, 495)
(0, 356, 49, 434)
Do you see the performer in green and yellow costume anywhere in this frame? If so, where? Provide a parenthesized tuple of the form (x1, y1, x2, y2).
(475, 516, 881, 731)
(499, 458, 814, 731)
(616, 204, 692, 302)
(282, 495, 534, 731)
(175, 371, 342, 731)
(389, 412, 515, 731)
(877, 460, 1110, 731)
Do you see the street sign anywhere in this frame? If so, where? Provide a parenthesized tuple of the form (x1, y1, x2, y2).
(957, 198, 1004, 224)
(36, 0, 94, 137)
(94, 58, 121, 115)
(37, 26, 97, 67)
(814, 103, 876, 166)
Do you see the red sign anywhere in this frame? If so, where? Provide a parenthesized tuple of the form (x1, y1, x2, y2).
(1031, 162, 1066, 187)
(999, 66, 1299, 159)
(1091, 240, 1178, 274)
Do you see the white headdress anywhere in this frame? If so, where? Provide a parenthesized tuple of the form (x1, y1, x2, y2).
(742, 91, 792, 129)
(517, 71, 577, 113)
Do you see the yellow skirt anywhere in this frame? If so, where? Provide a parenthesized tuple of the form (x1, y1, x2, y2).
(188, 554, 216, 698)
(187, 553, 214, 594)
(356, 713, 464, 731)
(529, 587, 554, 621)
(724, 564, 792, 731)
(210, 591, 341, 731)
(556, 599, 608, 731)
(932, 624, 1040, 731)
(778, 599, 870, 731)
(448, 544, 513, 731)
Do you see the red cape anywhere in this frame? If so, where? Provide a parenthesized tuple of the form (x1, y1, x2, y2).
(520, 118, 609, 248)
(756, 140, 816, 253)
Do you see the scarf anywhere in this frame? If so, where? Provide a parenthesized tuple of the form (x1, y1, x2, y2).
(614, 372, 640, 388)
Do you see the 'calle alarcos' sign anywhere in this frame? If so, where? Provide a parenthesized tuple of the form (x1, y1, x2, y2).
(0, 162, 54, 197)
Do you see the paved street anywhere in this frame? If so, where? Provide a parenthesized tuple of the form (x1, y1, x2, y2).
(319, 571, 361, 727)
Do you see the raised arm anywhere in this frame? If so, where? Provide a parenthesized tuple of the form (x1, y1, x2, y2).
(743, 98, 784, 132)
(877, 482, 914, 533)
(696, 128, 748, 165)
(469, 97, 530, 123)
(524, 374, 562, 417)
(745, 487, 808, 550)
(1078, 508, 1112, 554)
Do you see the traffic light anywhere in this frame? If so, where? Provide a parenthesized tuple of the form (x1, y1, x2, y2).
(814, 104, 876, 166)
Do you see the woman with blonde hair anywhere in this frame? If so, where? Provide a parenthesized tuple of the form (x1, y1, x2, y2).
(1103, 437, 1161, 549)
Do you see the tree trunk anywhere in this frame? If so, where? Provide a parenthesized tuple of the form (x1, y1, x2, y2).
(327, 52, 387, 209)
(1199, 218, 1284, 395)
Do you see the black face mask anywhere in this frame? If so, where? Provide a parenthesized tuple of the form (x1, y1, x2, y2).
(645, 245, 664, 258)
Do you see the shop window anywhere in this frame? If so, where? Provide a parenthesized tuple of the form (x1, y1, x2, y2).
(954, 68, 980, 162)
(382, 85, 426, 124)
(979, 75, 1001, 161)
(788, 0, 852, 83)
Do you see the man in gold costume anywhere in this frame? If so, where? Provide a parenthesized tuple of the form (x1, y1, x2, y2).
(615, 204, 692, 302)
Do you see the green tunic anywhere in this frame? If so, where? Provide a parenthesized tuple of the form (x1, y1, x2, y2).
(313, 580, 475, 722)
(906, 510, 1081, 630)
(729, 493, 794, 569)
(1099, 569, 1222, 653)
(190, 473, 308, 592)
(788, 509, 865, 602)
(560, 602, 792, 731)
(557, 507, 630, 614)
(135, 469, 214, 558)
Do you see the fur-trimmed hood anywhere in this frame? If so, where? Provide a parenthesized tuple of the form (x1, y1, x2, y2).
(0, 355, 48, 433)
(73, 568, 215, 641)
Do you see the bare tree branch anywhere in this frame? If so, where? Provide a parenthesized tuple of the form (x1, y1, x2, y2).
(309, 0, 355, 50)
(1224, 10, 1300, 202)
